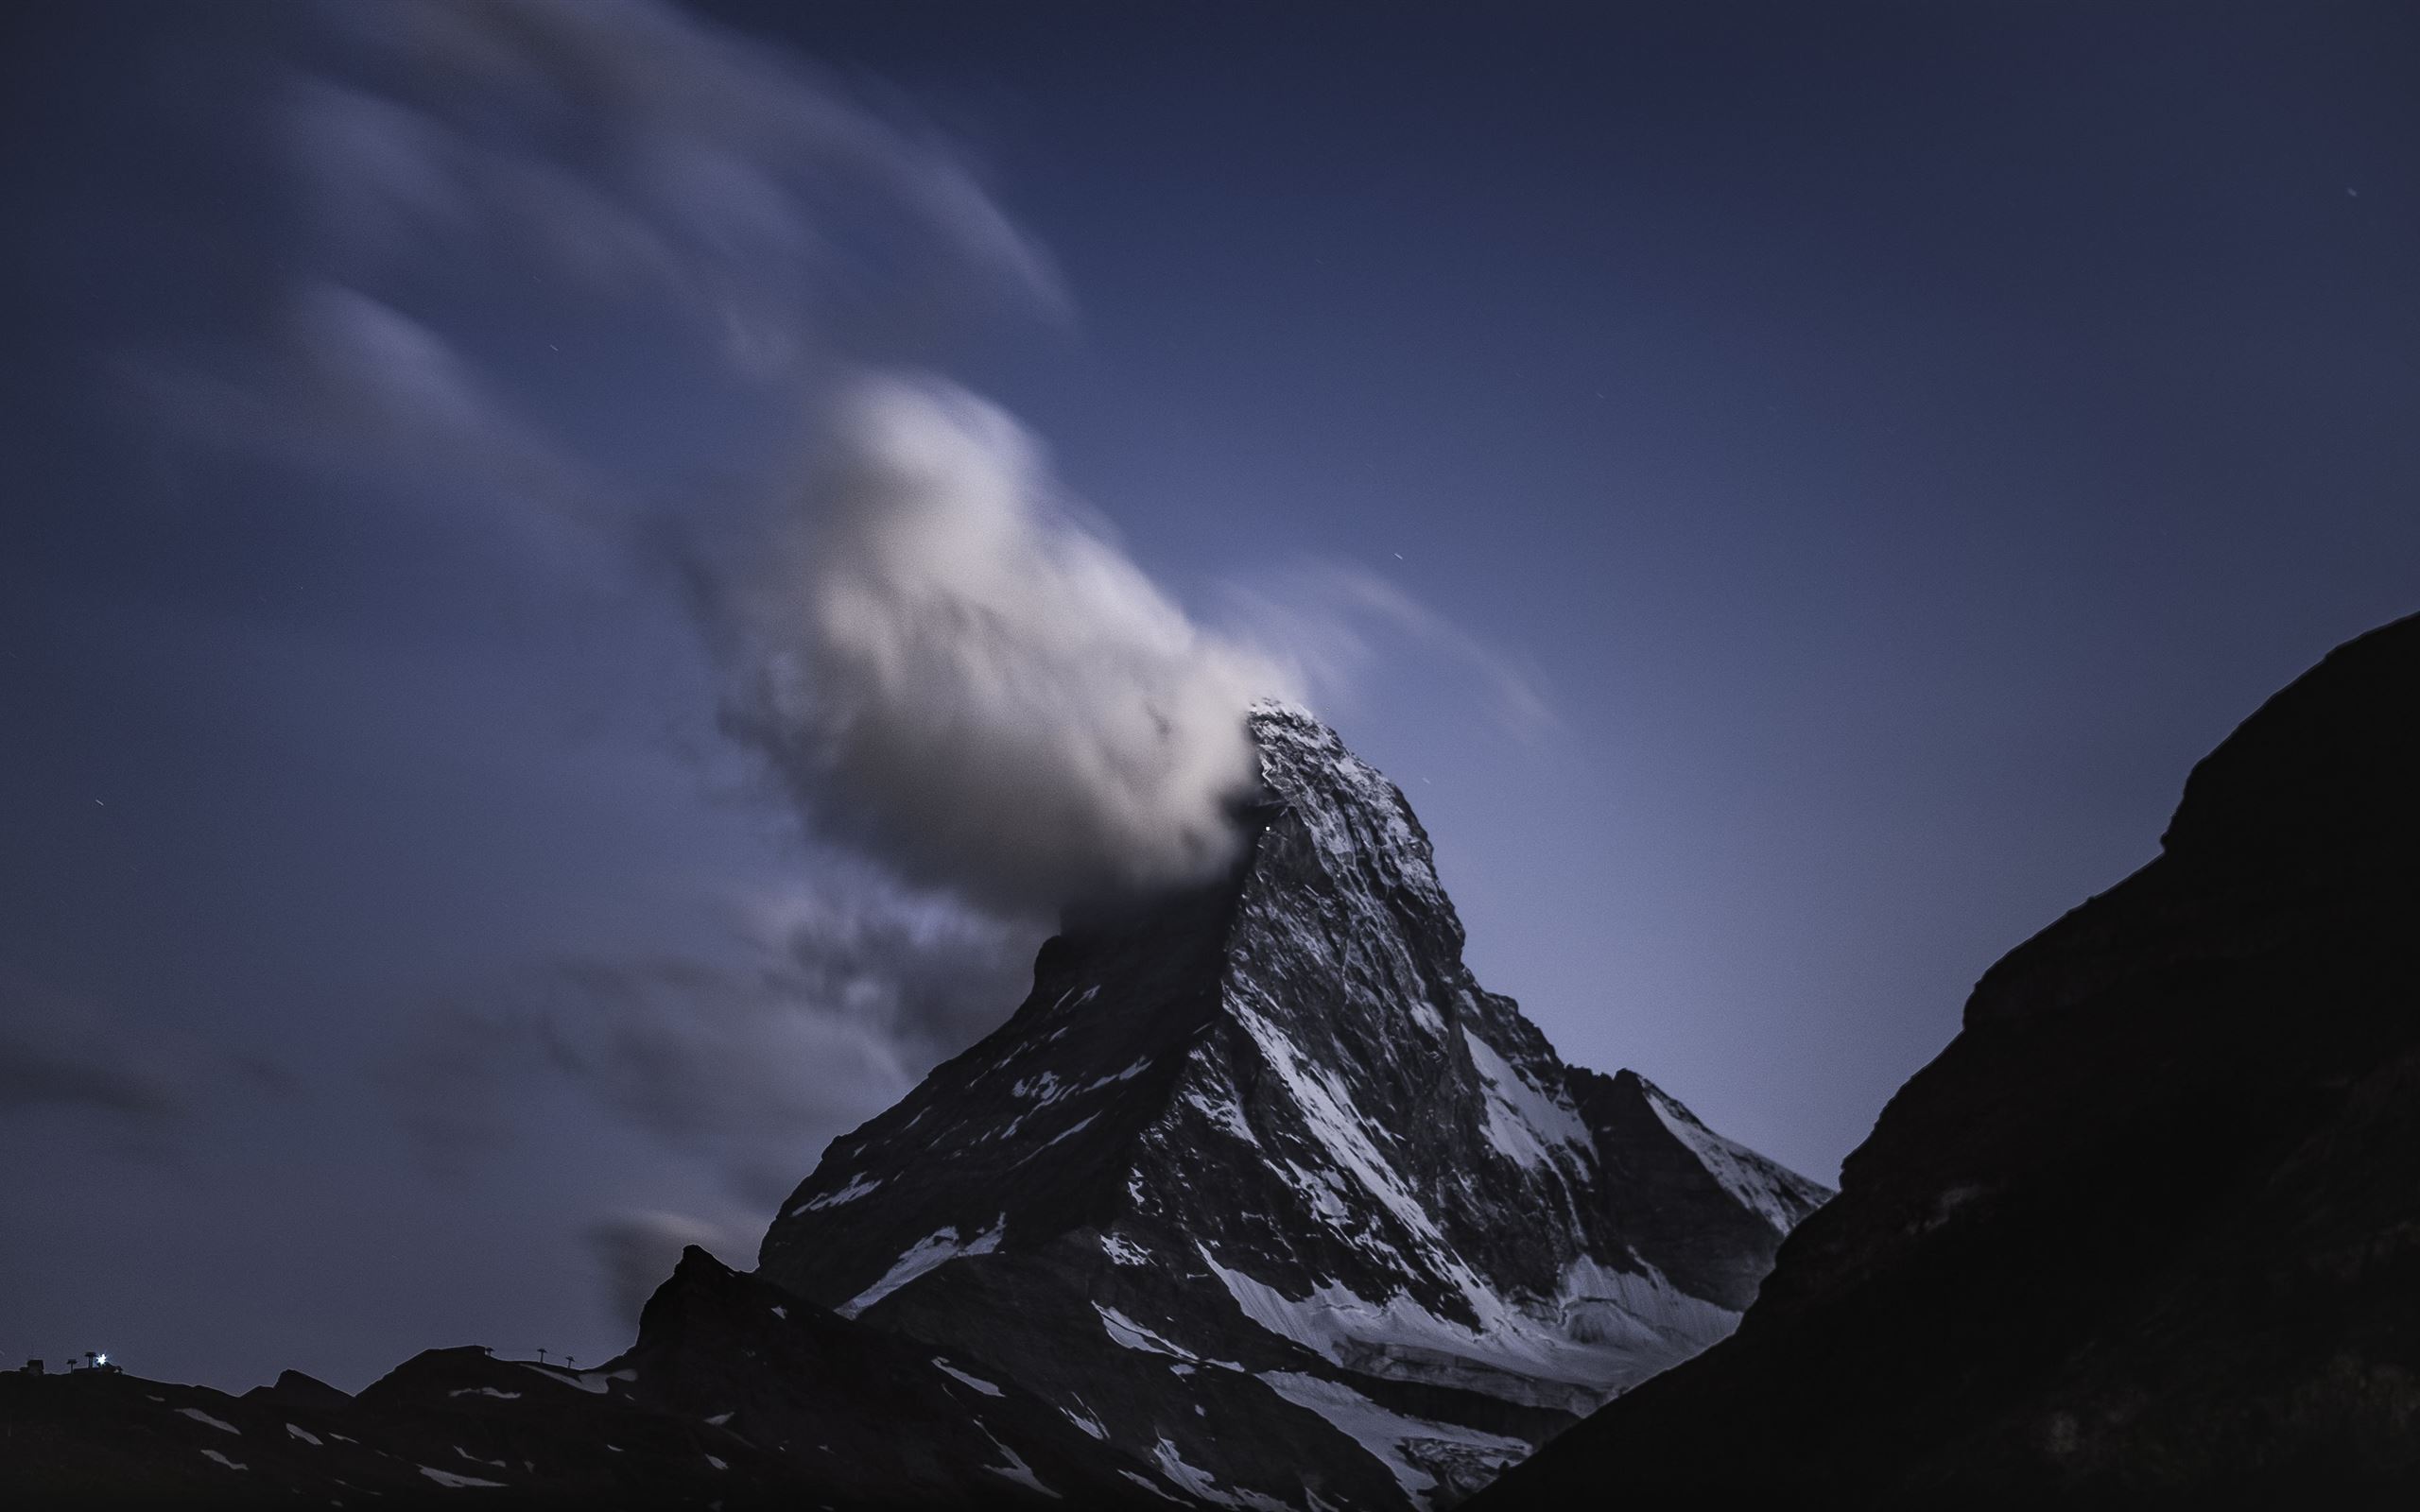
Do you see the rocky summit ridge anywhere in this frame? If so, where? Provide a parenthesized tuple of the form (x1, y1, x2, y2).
(756, 700, 1829, 1508)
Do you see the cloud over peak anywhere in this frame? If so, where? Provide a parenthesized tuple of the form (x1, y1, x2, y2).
(709, 374, 1295, 914)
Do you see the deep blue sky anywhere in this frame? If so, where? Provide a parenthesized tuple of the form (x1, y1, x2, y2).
(4, 1, 2415, 1391)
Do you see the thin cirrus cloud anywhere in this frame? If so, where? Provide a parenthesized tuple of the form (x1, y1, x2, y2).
(280, 0, 1064, 367)
(0, 987, 188, 1122)
(0, 976, 300, 1141)
(383, 867, 1039, 1211)
(1221, 561, 1561, 745)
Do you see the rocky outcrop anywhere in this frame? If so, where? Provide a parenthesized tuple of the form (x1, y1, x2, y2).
(1477, 612, 2420, 1505)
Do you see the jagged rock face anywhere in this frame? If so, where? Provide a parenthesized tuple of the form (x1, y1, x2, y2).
(1478, 613, 2420, 1505)
(1564, 1067, 1830, 1314)
(761, 704, 1828, 1508)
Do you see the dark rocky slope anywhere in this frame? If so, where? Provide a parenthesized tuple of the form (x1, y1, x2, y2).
(1476, 612, 2420, 1505)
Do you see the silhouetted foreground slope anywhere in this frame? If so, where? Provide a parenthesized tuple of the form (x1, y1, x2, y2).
(1475, 612, 2420, 1505)
(0, 1249, 1125, 1508)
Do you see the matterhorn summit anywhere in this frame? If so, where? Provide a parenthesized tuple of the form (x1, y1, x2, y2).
(761, 702, 1829, 1508)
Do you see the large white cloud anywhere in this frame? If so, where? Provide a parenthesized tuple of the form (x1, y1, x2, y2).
(713, 376, 1295, 911)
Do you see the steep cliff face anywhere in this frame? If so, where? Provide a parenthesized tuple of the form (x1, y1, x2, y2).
(1478, 612, 2420, 1505)
(760, 703, 1827, 1508)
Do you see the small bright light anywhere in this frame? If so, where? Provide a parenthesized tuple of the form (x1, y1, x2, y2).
(95, 1354, 107, 1365)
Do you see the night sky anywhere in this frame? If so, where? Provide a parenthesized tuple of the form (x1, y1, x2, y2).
(5, 1, 2415, 1391)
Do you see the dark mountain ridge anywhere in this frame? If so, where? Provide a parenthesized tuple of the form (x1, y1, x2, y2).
(1477, 612, 2420, 1504)
(0, 1247, 1128, 1507)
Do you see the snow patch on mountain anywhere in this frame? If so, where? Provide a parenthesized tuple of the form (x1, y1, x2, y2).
(840, 1216, 1004, 1318)
(1097, 1303, 1243, 1372)
(1284, 1159, 1355, 1227)
(1258, 1370, 1530, 1506)
(793, 1171, 883, 1215)
(934, 1359, 1004, 1397)
(1551, 1255, 1740, 1358)
(1183, 1084, 1260, 1145)
(1014, 1111, 1098, 1163)
(1461, 1027, 1593, 1173)
(1122, 1468, 1189, 1502)
(1202, 1245, 1736, 1412)
(418, 1465, 504, 1488)
(1151, 1437, 1288, 1511)
(982, 1433, 1061, 1499)
(1229, 993, 1449, 1269)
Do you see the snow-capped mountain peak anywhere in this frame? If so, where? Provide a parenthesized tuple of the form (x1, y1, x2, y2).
(760, 705, 1829, 1508)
